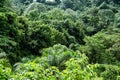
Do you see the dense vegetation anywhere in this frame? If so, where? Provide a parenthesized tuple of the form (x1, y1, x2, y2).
(0, 0, 120, 79)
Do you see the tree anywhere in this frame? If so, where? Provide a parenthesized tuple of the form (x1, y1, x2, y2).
(79, 30, 120, 64)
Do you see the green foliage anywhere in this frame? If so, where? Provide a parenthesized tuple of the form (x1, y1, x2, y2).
(11, 62, 45, 79)
(81, 7, 116, 35)
(9, 45, 101, 80)
(112, 0, 120, 4)
(42, 44, 80, 69)
(92, 64, 120, 80)
(0, 35, 17, 53)
(0, 37, 119, 80)
(61, 0, 90, 10)
(24, 2, 48, 14)
(26, 8, 85, 45)
(14, 0, 33, 5)
(62, 58, 99, 80)
(0, 0, 120, 80)
(0, 12, 20, 39)
(79, 31, 120, 64)
(0, 0, 7, 7)
(0, 0, 12, 9)
(27, 23, 67, 54)
(0, 59, 11, 80)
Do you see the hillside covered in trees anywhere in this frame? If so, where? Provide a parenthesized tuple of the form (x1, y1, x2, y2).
(0, 0, 120, 80)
